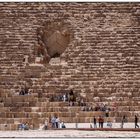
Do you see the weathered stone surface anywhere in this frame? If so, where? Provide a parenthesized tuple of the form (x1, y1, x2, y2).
(0, 2, 140, 130)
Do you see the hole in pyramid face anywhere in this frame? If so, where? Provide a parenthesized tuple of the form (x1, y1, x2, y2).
(45, 29, 70, 58)
(35, 21, 72, 65)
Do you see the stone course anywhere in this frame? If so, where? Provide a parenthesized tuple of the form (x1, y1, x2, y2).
(0, 2, 140, 130)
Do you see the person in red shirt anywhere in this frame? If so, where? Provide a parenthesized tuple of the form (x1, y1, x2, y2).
(99, 116, 104, 128)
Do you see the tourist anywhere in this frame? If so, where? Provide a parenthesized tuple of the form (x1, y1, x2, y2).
(95, 104, 100, 111)
(99, 116, 104, 128)
(107, 121, 112, 128)
(61, 122, 66, 128)
(81, 106, 85, 111)
(121, 115, 126, 128)
(19, 87, 25, 95)
(69, 89, 74, 102)
(18, 123, 25, 130)
(102, 104, 106, 112)
(69, 101, 74, 106)
(93, 116, 97, 128)
(63, 94, 67, 102)
(135, 115, 139, 128)
(51, 116, 56, 128)
(24, 86, 29, 95)
(66, 93, 68, 101)
(86, 105, 89, 111)
(50, 95, 54, 102)
(105, 108, 109, 117)
(101, 117, 104, 128)
(55, 117, 60, 128)
(44, 120, 48, 130)
(80, 99, 84, 106)
(89, 106, 93, 111)
(24, 122, 29, 130)
(98, 116, 101, 128)
(19, 122, 29, 130)
(19, 86, 30, 96)
(76, 97, 80, 106)
(75, 122, 78, 128)
(68, 89, 74, 106)
(107, 118, 112, 128)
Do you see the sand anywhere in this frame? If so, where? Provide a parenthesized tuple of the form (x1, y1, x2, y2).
(0, 130, 140, 138)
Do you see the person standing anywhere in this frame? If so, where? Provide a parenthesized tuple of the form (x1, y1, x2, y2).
(93, 116, 97, 128)
(101, 117, 104, 128)
(135, 115, 139, 128)
(121, 115, 126, 128)
(55, 117, 60, 128)
(107, 118, 112, 128)
(19, 87, 25, 95)
(63, 94, 66, 102)
(99, 116, 104, 128)
(98, 116, 102, 128)
(51, 116, 56, 128)
(105, 108, 109, 117)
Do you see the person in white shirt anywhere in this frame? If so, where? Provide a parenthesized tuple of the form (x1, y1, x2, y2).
(63, 94, 66, 102)
(55, 117, 60, 128)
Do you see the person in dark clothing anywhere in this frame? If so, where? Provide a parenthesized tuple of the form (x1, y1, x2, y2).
(24, 87, 29, 95)
(69, 89, 75, 106)
(135, 115, 139, 128)
(93, 116, 97, 128)
(66, 93, 68, 101)
(101, 117, 104, 128)
(105, 109, 109, 117)
(121, 115, 126, 128)
(69, 89, 74, 95)
(19, 88, 25, 95)
(61, 122, 66, 128)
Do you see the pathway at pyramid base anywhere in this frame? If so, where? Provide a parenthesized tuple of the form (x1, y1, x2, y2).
(0, 129, 140, 138)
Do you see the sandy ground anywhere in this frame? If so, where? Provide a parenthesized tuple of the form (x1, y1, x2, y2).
(0, 123, 140, 138)
(0, 130, 140, 138)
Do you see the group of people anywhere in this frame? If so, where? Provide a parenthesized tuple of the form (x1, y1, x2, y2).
(18, 122, 29, 130)
(94, 103, 111, 117)
(49, 89, 76, 106)
(92, 116, 106, 128)
(121, 115, 139, 129)
(19, 87, 30, 95)
(49, 93, 68, 102)
(17, 87, 139, 130)
(81, 103, 110, 118)
(51, 116, 66, 129)
(92, 115, 139, 129)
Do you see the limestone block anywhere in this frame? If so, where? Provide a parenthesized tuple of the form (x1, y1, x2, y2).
(0, 103, 4, 107)
(85, 117, 91, 123)
(10, 124, 18, 130)
(24, 107, 32, 112)
(0, 119, 6, 124)
(60, 107, 68, 112)
(0, 112, 6, 118)
(7, 119, 14, 124)
(77, 117, 86, 123)
(60, 117, 74, 123)
(29, 101, 36, 107)
(68, 107, 81, 113)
